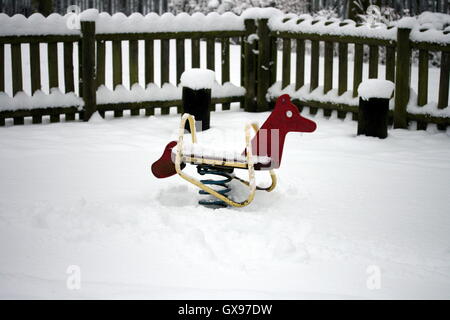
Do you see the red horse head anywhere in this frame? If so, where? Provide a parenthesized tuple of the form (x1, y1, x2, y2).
(248, 94, 316, 169)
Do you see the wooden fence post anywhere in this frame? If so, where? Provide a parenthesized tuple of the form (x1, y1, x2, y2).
(257, 18, 271, 112)
(80, 21, 97, 121)
(244, 19, 257, 112)
(394, 27, 412, 129)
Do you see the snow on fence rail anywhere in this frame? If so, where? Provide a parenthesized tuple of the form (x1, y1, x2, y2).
(263, 14, 450, 130)
(0, 9, 449, 130)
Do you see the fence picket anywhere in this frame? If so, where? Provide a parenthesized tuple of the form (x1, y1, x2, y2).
(129, 39, 139, 116)
(129, 39, 139, 87)
(96, 40, 105, 89)
(112, 39, 122, 117)
(295, 39, 305, 91)
(282, 38, 291, 90)
(145, 39, 154, 85)
(257, 18, 270, 112)
(160, 38, 170, 115)
(243, 19, 257, 112)
(385, 46, 395, 82)
(191, 38, 200, 68)
(11, 43, 23, 96)
(206, 38, 215, 71)
(353, 43, 363, 97)
(63, 42, 74, 93)
(221, 37, 230, 111)
(176, 38, 185, 85)
(437, 51, 449, 119)
(369, 45, 379, 79)
(48, 42, 59, 90)
(30, 42, 41, 94)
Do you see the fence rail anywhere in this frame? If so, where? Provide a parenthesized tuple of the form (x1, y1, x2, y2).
(0, 10, 449, 131)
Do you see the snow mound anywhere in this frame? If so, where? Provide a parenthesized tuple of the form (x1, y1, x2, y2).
(358, 80, 395, 101)
(241, 7, 283, 20)
(0, 89, 84, 111)
(80, 9, 99, 22)
(96, 82, 245, 105)
(88, 111, 104, 123)
(180, 69, 216, 90)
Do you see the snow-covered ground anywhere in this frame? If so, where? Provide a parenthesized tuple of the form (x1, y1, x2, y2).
(0, 107, 449, 299)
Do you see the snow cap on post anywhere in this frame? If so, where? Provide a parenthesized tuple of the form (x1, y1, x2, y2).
(396, 17, 417, 29)
(180, 69, 216, 90)
(358, 79, 395, 101)
(80, 9, 99, 22)
(241, 7, 283, 20)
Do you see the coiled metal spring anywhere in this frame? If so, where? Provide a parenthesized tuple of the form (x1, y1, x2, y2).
(197, 165, 234, 208)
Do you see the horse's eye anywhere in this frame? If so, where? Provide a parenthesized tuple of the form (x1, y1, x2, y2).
(286, 110, 293, 118)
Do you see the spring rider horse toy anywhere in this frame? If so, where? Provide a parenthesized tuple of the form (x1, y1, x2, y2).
(151, 94, 316, 208)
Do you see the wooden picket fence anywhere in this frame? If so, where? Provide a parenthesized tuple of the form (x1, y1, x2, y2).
(247, 18, 450, 130)
(0, 13, 449, 130)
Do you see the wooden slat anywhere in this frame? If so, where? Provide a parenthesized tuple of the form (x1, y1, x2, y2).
(243, 19, 257, 112)
(63, 42, 74, 93)
(206, 38, 215, 71)
(417, 49, 428, 107)
(295, 39, 305, 90)
(437, 51, 449, 110)
(176, 38, 185, 85)
(271, 31, 396, 47)
(281, 38, 291, 89)
(191, 38, 200, 68)
(338, 42, 348, 96)
(0, 35, 81, 45)
(145, 39, 154, 85)
(112, 40, 122, 117)
(385, 46, 395, 82)
(221, 37, 230, 111)
(11, 43, 23, 95)
(353, 43, 363, 97)
(310, 40, 319, 92)
(256, 19, 271, 112)
(129, 40, 140, 116)
(47, 42, 58, 89)
(112, 40, 122, 88)
(0, 43, 3, 92)
(394, 28, 412, 129)
(94, 31, 246, 42)
(416, 51, 428, 131)
(323, 41, 334, 117)
(30, 42, 41, 94)
(80, 21, 97, 122)
(269, 37, 277, 87)
(324, 41, 333, 94)
(129, 39, 139, 87)
(96, 40, 105, 89)
(309, 40, 320, 115)
(160, 39, 170, 116)
(368, 45, 379, 79)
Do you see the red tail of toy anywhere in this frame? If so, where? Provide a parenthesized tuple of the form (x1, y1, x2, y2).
(248, 94, 316, 169)
(151, 141, 185, 178)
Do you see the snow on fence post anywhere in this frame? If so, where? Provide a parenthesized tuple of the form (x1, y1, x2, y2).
(394, 26, 412, 129)
(243, 19, 257, 112)
(257, 18, 271, 112)
(357, 79, 394, 139)
(80, 20, 97, 121)
(180, 69, 215, 132)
